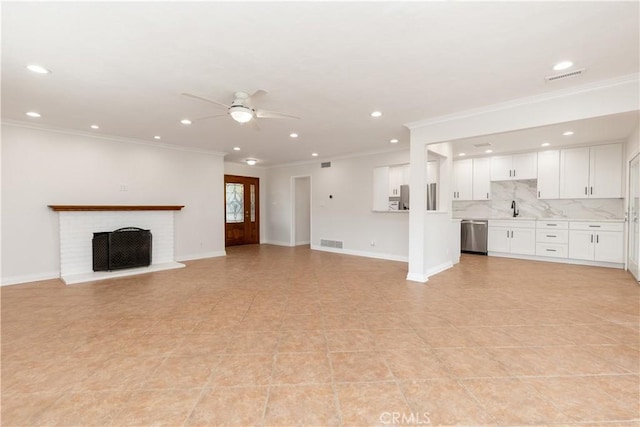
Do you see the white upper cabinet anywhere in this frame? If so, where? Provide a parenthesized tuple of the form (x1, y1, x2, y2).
(560, 144, 622, 199)
(452, 159, 473, 200)
(490, 152, 537, 181)
(590, 144, 623, 198)
(537, 150, 560, 199)
(388, 164, 409, 197)
(472, 157, 491, 200)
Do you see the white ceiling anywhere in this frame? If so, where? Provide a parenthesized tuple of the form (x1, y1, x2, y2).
(451, 111, 640, 159)
(2, 2, 639, 166)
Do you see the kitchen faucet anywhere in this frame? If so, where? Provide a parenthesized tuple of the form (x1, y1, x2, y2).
(511, 200, 520, 217)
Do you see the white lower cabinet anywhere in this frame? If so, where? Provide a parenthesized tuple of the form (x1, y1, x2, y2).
(536, 220, 568, 258)
(488, 220, 536, 255)
(487, 219, 624, 267)
(568, 222, 624, 263)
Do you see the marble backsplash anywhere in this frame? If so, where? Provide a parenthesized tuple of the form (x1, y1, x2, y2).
(453, 180, 625, 219)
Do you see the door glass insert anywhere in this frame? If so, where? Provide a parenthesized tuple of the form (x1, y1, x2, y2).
(226, 183, 244, 223)
(250, 184, 256, 222)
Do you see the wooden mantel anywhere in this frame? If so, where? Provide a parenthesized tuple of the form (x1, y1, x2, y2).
(48, 205, 184, 212)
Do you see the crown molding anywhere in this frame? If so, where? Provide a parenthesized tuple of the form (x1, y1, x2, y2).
(1, 119, 228, 157)
(405, 73, 640, 130)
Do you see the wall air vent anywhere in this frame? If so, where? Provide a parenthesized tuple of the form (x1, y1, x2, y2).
(545, 68, 586, 82)
(321, 162, 331, 168)
(320, 239, 343, 249)
(473, 143, 492, 148)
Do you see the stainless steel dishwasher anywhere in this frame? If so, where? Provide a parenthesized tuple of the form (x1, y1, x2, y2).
(460, 219, 488, 255)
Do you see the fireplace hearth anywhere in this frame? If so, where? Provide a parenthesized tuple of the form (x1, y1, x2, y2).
(92, 227, 152, 271)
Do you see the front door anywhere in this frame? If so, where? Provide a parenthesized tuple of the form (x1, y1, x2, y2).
(225, 175, 260, 246)
(628, 154, 639, 280)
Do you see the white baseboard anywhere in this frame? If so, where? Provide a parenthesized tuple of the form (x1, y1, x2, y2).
(295, 241, 311, 246)
(310, 244, 408, 262)
(425, 261, 453, 277)
(406, 272, 429, 283)
(176, 251, 227, 262)
(1, 271, 60, 286)
(263, 240, 293, 247)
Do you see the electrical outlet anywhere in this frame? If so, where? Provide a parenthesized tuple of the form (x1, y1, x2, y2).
(119, 184, 128, 192)
(370, 240, 376, 247)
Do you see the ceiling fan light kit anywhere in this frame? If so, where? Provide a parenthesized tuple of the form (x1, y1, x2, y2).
(229, 105, 254, 123)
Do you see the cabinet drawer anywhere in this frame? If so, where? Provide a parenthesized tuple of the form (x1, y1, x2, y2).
(536, 243, 568, 258)
(569, 221, 624, 232)
(537, 220, 568, 230)
(488, 220, 536, 229)
(536, 229, 569, 244)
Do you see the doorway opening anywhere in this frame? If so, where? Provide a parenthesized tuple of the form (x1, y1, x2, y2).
(225, 175, 260, 246)
(291, 176, 311, 246)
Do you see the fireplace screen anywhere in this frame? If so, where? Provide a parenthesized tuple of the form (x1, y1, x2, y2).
(92, 227, 152, 271)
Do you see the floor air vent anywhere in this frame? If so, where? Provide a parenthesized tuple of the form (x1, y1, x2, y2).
(320, 239, 343, 249)
(545, 68, 585, 82)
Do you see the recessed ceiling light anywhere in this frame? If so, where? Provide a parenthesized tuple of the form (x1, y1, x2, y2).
(563, 131, 574, 136)
(553, 61, 574, 71)
(154, 136, 161, 140)
(459, 153, 466, 157)
(233, 147, 241, 151)
(289, 133, 299, 138)
(312, 153, 319, 157)
(390, 139, 399, 144)
(370, 111, 382, 118)
(90, 124, 99, 129)
(485, 149, 493, 154)
(26, 64, 51, 74)
(180, 119, 192, 125)
(246, 159, 257, 166)
(541, 142, 551, 147)
(25, 111, 41, 118)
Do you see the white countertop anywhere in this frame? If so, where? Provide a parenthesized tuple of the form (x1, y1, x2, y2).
(454, 216, 624, 223)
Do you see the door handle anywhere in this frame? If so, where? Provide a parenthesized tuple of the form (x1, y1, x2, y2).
(538, 191, 540, 198)
(507, 230, 510, 238)
(486, 192, 489, 199)
(596, 234, 599, 244)
(585, 187, 588, 195)
(590, 187, 593, 195)
(509, 170, 512, 177)
(510, 230, 514, 238)
(513, 169, 516, 177)
(590, 234, 593, 243)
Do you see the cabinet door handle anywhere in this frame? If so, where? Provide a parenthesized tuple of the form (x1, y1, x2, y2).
(513, 169, 516, 177)
(486, 192, 489, 199)
(546, 235, 557, 238)
(546, 249, 557, 252)
(509, 170, 512, 177)
(511, 230, 514, 238)
(585, 186, 588, 195)
(596, 234, 599, 244)
(590, 187, 593, 195)
(591, 234, 594, 243)
(538, 191, 540, 198)
(507, 230, 510, 238)
(588, 225, 601, 228)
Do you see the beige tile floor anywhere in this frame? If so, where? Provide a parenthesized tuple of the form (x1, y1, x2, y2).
(2, 245, 639, 426)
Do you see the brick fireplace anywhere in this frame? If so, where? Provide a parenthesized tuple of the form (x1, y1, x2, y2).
(48, 205, 185, 284)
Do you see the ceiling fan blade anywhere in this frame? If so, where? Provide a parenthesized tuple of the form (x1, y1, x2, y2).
(192, 113, 228, 121)
(249, 89, 267, 101)
(181, 92, 230, 109)
(255, 109, 300, 120)
(249, 119, 261, 131)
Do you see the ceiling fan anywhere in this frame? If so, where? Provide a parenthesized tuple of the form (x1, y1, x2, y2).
(181, 90, 299, 128)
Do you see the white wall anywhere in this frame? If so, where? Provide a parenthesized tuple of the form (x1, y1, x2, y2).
(294, 177, 311, 245)
(266, 150, 410, 260)
(224, 162, 268, 243)
(1, 124, 226, 284)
